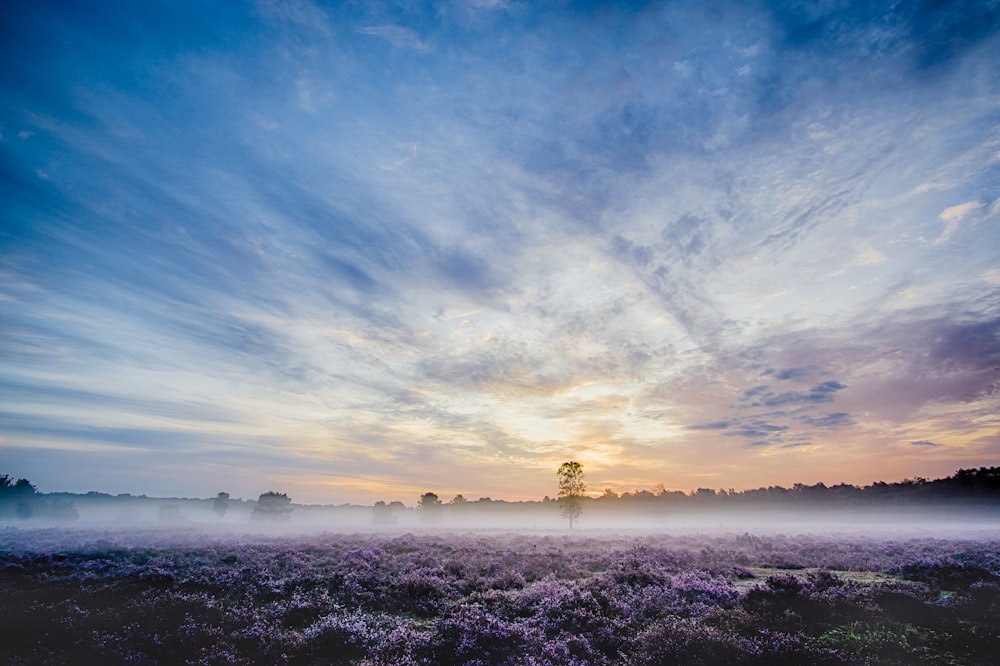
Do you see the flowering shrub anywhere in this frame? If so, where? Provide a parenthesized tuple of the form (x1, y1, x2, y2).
(1, 528, 998, 664)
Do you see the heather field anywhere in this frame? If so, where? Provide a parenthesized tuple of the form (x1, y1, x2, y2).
(3, 527, 1000, 665)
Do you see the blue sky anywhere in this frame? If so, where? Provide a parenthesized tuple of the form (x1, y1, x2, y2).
(2, 0, 999, 504)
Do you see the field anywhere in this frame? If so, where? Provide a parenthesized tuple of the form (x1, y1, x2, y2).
(2, 526, 999, 665)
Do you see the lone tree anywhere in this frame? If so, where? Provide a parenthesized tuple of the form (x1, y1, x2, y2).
(557, 461, 586, 529)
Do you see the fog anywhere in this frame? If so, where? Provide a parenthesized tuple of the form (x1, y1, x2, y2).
(4, 495, 999, 544)
(7, 468, 998, 542)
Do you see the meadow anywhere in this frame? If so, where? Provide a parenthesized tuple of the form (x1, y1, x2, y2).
(2, 526, 999, 665)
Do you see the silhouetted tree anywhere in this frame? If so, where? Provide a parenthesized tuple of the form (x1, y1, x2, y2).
(557, 461, 586, 529)
(6, 477, 38, 519)
(1, 475, 78, 522)
(418, 492, 442, 524)
(372, 500, 397, 525)
(213, 492, 230, 519)
(692, 488, 718, 505)
(252, 491, 292, 521)
(13, 478, 37, 494)
(450, 494, 467, 504)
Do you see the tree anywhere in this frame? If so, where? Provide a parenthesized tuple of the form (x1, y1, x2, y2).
(10, 477, 38, 519)
(372, 500, 397, 525)
(1, 475, 77, 522)
(252, 491, 292, 521)
(213, 492, 230, 519)
(418, 492, 442, 524)
(12, 478, 37, 495)
(557, 461, 586, 529)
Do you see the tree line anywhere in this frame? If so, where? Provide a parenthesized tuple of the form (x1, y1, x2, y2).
(587, 466, 1000, 508)
(4, 466, 998, 526)
(405, 465, 1000, 528)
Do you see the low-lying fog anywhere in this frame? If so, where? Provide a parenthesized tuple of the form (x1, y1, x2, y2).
(4, 500, 998, 542)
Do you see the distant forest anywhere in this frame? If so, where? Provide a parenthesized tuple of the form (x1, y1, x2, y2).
(588, 466, 1000, 509)
(2, 467, 998, 523)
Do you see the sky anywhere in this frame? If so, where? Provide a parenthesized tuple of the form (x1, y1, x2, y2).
(2, 0, 999, 506)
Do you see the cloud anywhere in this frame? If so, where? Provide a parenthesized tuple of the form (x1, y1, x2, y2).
(911, 439, 942, 447)
(801, 412, 854, 429)
(0, 417, 220, 453)
(940, 201, 982, 221)
(418, 338, 579, 397)
(723, 420, 789, 440)
(0, 380, 241, 425)
(929, 317, 1000, 370)
(855, 246, 887, 266)
(610, 235, 654, 268)
(255, 0, 331, 33)
(380, 142, 418, 171)
(685, 420, 730, 431)
(737, 381, 847, 408)
(357, 25, 431, 52)
(936, 200, 984, 244)
(769, 366, 810, 382)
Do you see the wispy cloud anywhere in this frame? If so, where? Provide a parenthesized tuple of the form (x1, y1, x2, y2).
(936, 200, 984, 245)
(357, 25, 431, 52)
